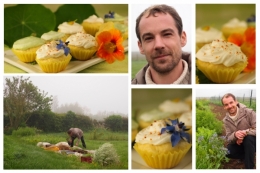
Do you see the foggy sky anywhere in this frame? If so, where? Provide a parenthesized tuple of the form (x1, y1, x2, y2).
(4, 75, 128, 115)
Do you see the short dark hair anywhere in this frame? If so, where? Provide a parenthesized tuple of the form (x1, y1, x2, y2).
(221, 93, 237, 105)
(135, 4, 183, 42)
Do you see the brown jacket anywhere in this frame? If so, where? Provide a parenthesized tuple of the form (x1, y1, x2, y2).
(67, 128, 84, 139)
(131, 51, 191, 84)
(223, 103, 256, 144)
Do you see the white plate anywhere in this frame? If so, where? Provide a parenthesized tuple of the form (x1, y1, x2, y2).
(132, 148, 192, 169)
(4, 46, 128, 73)
(231, 71, 255, 84)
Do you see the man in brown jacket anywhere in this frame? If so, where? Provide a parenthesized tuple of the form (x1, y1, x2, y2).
(67, 128, 86, 148)
(222, 93, 256, 169)
(132, 5, 191, 84)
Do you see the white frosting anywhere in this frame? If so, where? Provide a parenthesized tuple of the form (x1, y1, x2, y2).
(196, 27, 223, 43)
(139, 109, 173, 122)
(223, 18, 247, 28)
(41, 31, 65, 41)
(159, 100, 190, 114)
(36, 41, 66, 59)
(179, 111, 192, 126)
(58, 22, 84, 34)
(66, 32, 97, 49)
(196, 40, 247, 67)
(135, 120, 171, 145)
(83, 15, 104, 23)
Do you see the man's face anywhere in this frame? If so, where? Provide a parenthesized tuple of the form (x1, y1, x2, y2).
(138, 13, 186, 74)
(222, 96, 238, 116)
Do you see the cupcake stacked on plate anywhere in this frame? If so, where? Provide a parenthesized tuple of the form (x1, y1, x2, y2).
(11, 11, 128, 73)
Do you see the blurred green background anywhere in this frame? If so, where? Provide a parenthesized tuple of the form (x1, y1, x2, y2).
(196, 4, 255, 29)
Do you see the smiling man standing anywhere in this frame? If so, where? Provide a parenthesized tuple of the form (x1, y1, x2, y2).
(222, 93, 256, 169)
(132, 4, 191, 84)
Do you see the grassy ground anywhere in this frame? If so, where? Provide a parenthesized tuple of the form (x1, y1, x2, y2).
(131, 60, 147, 79)
(4, 130, 128, 169)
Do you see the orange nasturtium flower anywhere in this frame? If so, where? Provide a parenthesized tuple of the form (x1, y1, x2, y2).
(96, 29, 124, 64)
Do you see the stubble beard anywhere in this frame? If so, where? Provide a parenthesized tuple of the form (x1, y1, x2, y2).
(150, 50, 181, 74)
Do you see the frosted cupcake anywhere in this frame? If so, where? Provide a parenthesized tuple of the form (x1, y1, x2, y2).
(57, 21, 85, 42)
(41, 31, 65, 43)
(82, 15, 104, 36)
(221, 18, 247, 39)
(12, 36, 45, 62)
(158, 99, 190, 117)
(196, 39, 247, 83)
(66, 32, 97, 61)
(134, 119, 191, 169)
(36, 40, 72, 73)
(136, 109, 175, 130)
(196, 26, 223, 52)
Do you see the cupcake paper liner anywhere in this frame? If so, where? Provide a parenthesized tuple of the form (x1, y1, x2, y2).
(82, 22, 102, 36)
(12, 46, 41, 63)
(196, 59, 247, 83)
(68, 45, 97, 61)
(36, 54, 72, 73)
(134, 142, 191, 169)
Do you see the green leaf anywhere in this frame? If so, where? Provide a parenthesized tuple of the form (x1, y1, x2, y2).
(4, 4, 56, 48)
(54, 4, 97, 29)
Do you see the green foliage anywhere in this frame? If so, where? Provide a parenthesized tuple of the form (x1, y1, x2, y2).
(4, 132, 127, 169)
(54, 4, 97, 29)
(93, 143, 120, 166)
(196, 127, 229, 169)
(12, 127, 37, 137)
(131, 59, 147, 78)
(4, 4, 56, 47)
(4, 76, 53, 130)
(104, 115, 123, 131)
(196, 100, 223, 134)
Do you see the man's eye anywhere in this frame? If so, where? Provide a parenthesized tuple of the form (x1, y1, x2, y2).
(144, 37, 152, 41)
(164, 33, 172, 36)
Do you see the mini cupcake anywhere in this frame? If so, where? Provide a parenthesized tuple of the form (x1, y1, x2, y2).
(41, 31, 65, 43)
(221, 18, 247, 39)
(132, 119, 139, 143)
(134, 119, 191, 169)
(158, 99, 190, 117)
(196, 26, 223, 52)
(12, 36, 45, 62)
(57, 21, 85, 42)
(196, 39, 247, 83)
(36, 40, 72, 73)
(104, 11, 126, 24)
(136, 109, 175, 130)
(66, 32, 97, 61)
(82, 15, 104, 36)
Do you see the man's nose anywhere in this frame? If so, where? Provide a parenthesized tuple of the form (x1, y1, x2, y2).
(154, 36, 165, 50)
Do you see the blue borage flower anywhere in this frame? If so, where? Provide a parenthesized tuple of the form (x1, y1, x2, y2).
(161, 118, 190, 147)
(56, 40, 70, 56)
(104, 11, 115, 18)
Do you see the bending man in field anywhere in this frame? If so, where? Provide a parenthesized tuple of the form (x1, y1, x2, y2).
(67, 128, 86, 148)
(222, 93, 256, 169)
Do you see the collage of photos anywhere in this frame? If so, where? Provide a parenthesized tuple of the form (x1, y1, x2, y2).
(2, 2, 257, 171)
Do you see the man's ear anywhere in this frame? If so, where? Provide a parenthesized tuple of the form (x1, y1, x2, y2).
(180, 31, 187, 47)
(138, 41, 145, 55)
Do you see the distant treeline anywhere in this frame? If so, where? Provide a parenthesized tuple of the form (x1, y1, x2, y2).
(4, 110, 128, 135)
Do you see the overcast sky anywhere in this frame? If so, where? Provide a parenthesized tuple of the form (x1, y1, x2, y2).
(196, 89, 256, 98)
(131, 4, 192, 53)
(3, 75, 128, 115)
